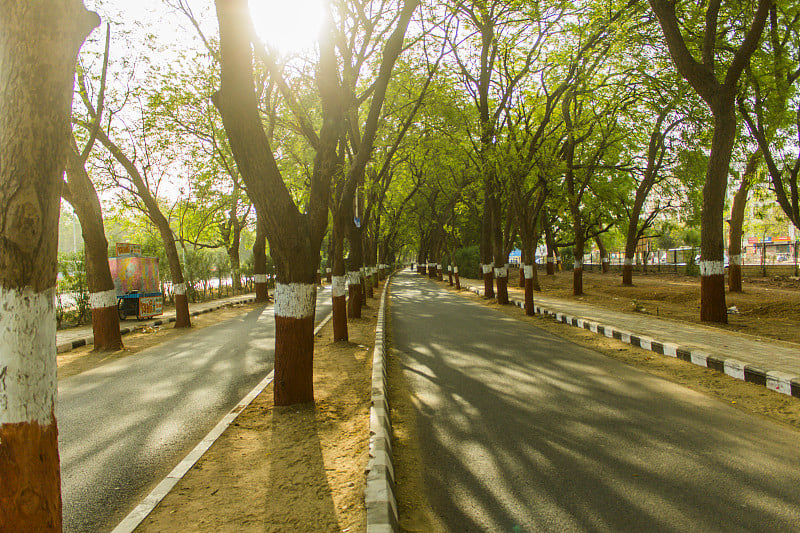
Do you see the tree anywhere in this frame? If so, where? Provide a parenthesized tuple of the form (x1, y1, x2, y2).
(74, 33, 195, 327)
(213, 0, 417, 404)
(0, 1, 98, 528)
(88, 117, 194, 328)
(64, 25, 124, 351)
(728, 151, 761, 291)
(738, 3, 800, 233)
(621, 99, 684, 286)
(648, 0, 771, 323)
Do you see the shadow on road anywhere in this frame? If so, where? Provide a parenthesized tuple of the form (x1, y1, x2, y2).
(391, 274, 800, 532)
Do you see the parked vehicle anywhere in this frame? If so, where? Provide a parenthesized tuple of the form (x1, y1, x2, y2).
(109, 243, 163, 320)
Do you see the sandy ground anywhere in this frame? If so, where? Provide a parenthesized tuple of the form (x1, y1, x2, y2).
(388, 273, 800, 532)
(57, 292, 380, 531)
(524, 269, 800, 344)
(135, 301, 379, 532)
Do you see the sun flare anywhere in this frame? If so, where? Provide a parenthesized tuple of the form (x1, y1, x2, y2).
(248, 0, 324, 53)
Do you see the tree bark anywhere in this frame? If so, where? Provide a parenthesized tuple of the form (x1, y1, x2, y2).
(0, 2, 98, 528)
(347, 224, 363, 319)
(596, 235, 610, 274)
(728, 152, 759, 292)
(331, 215, 348, 342)
(253, 216, 269, 302)
(544, 220, 557, 275)
(63, 140, 123, 351)
(480, 181, 495, 298)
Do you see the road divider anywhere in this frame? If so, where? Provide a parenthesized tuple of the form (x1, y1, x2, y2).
(365, 272, 398, 532)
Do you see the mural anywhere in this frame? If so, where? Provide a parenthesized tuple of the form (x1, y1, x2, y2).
(109, 257, 160, 296)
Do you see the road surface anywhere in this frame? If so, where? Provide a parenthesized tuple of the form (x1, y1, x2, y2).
(391, 272, 800, 532)
(58, 288, 331, 532)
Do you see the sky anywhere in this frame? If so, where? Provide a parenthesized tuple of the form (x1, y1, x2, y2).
(84, 0, 324, 54)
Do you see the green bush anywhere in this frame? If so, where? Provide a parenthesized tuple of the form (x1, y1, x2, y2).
(454, 245, 481, 279)
(56, 252, 90, 328)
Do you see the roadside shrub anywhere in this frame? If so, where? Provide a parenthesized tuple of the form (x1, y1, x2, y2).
(56, 252, 90, 328)
(454, 245, 481, 279)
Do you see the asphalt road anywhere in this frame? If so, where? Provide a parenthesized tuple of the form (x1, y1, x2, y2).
(390, 272, 800, 532)
(58, 288, 331, 533)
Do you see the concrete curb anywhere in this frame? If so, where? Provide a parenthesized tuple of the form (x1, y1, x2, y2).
(365, 273, 398, 533)
(56, 295, 258, 354)
(463, 284, 800, 399)
(111, 309, 333, 533)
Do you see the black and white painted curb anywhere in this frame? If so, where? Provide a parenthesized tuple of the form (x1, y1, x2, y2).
(463, 284, 800, 399)
(56, 295, 258, 354)
(365, 274, 398, 533)
(111, 310, 333, 533)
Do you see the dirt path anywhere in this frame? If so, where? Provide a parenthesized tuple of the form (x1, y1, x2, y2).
(135, 300, 380, 531)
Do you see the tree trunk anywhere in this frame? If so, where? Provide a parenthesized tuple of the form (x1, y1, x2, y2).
(454, 266, 461, 289)
(524, 264, 535, 316)
(0, 2, 98, 529)
(596, 235, 610, 273)
(273, 283, 316, 404)
(572, 219, 585, 296)
(491, 192, 509, 304)
(648, 0, 770, 323)
(253, 217, 269, 302)
(64, 141, 123, 352)
(214, 0, 344, 405)
(331, 216, 348, 341)
(347, 224, 363, 319)
(699, 106, 735, 323)
(545, 221, 557, 275)
(228, 243, 241, 293)
(728, 152, 758, 292)
(480, 181, 495, 298)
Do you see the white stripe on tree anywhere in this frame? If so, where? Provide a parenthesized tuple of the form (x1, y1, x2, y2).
(332, 276, 347, 297)
(524, 265, 533, 279)
(547, 257, 554, 263)
(274, 283, 316, 318)
(0, 287, 57, 425)
(700, 261, 725, 276)
(174, 283, 187, 295)
(624, 258, 633, 266)
(347, 271, 360, 286)
(89, 288, 118, 309)
(254, 274, 267, 283)
(574, 260, 582, 269)
(454, 266, 459, 274)
(729, 254, 742, 266)
(482, 264, 493, 274)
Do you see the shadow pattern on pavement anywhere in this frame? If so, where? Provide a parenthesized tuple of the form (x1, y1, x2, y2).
(391, 273, 800, 532)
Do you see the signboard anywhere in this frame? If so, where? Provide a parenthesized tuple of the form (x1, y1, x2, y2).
(115, 242, 142, 256)
(138, 295, 163, 318)
(109, 256, 160, 296)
